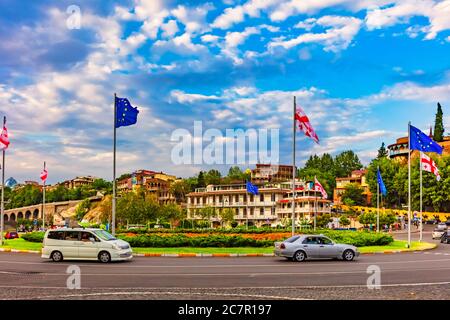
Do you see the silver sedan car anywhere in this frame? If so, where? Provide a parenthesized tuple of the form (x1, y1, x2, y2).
(274, 234, 360, 262)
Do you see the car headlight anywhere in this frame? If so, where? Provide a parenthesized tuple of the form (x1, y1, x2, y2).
(113, 244, 122, 250)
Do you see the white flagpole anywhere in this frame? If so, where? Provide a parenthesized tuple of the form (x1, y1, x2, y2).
(112, 93, 117, 236)
(42, 161, 46, 230)
(377, 166, 380, 232)
(408, 121, 411, 248)
(314, 193, 317, 231)
(291, 96, 296, 236)
(419, 152, 423, 242)
(0, 117, 5, 246)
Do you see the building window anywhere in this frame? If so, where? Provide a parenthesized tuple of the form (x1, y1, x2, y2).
(260, 208, 264, 216)
(250, 208, 254, 216)
(260, 194, 264, 202)
(271, 193, 275, 202)
(250, 195, 254, 202)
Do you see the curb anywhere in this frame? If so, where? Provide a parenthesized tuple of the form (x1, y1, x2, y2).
(0, 244, 437, 257)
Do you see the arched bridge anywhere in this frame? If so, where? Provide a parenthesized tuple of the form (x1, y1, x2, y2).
(3, 200, 83, 223)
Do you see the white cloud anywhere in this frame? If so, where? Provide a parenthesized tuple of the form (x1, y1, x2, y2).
(365, 0, 450, 40)
(269, 15, 362, 52)
(161, 20, 179, 38)
(172, 3, 214, 34)
(170, 90, 221, 104)
(212, 0, 281, 29)
(154, 33, 208, 55)
(201, 34, 220, 43)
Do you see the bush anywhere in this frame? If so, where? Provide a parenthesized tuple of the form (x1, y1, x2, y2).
(21, 232, 45, 243)
(117, 234, 273, 248)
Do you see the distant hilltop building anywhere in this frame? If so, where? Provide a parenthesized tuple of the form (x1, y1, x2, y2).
(62, 176, 97, 189)
(117, 169, 177, 205)
(251, 164, 296, 184)
(388, 127, 450, 164)
(333, 170, 372, 205)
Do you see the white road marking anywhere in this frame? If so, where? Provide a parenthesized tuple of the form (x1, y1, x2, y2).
(6, 291, 308, 301)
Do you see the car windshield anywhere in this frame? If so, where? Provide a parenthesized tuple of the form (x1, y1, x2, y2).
(93, 230, 116, 241)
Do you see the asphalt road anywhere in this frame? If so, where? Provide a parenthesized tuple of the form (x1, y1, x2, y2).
(0, 225, 448, 300)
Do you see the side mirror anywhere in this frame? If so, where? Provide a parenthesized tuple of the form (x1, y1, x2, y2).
(89, 237, 95, 243)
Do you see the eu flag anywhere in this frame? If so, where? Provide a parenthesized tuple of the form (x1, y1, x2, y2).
(246, 181, 259, 195)
(115, 97, 139, 128)
(410, 125, 443, 154)
(377, 169, 387, 196)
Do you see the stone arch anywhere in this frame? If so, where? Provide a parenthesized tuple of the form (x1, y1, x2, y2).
(10, 213, 16, 221)
(25, 210, 32, 220)
(17, 212, 23, 220)
(3, 214, 8, 222)
(33, 209, 39, 219)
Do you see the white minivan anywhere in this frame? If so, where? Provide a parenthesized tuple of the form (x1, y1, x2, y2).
(41, 228, 133, 263)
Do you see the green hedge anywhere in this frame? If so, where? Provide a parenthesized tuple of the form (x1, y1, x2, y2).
(21, 232, 45, 243)
(19, 229, 393, 248)
(317, 230, 393, 247)
(117, 235, 273, 248)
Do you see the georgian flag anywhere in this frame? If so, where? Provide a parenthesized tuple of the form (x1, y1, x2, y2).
(314, 176, 328, 199)
(295, 105, 319, 144)
(0, 123, 10, 150)
(40, 165, 48, 183)
(421, 153, 441, 181)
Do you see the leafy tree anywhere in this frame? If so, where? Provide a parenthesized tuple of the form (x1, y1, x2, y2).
(197, 171, 206, 188)
(379, 213, 397, 226)
(204, 169, 222, 185)
(434, 102, 444, 142)
(92, 179, 112, 193)
(366, 157, 402, 208)
(219, 208, 235, 227)
(75, 199, 91, 221)
(227, 166, 245, 181)
(316, 213, 332, 228)
(169, 180, 193, 204)
(197, 206, 216, 227)
(334, 150, 363, 177)
(339, 215, 351, 227)
(377, 142, 388, 159)
(117, 173, 132, 181)
(160, 203, 185, 228)
(341, 183, 366, 206)
(358, 212, 376, 226)
(116, 192, 159, 224)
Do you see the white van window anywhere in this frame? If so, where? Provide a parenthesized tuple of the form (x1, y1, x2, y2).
(48, 231, 64, 240)
(64, 231, 80, 241)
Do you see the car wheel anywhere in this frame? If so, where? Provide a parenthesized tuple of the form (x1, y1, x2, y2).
(98, 251, 111, 263)
(51, 251, 63, 262)
(293, 250, 306, 262)
(343, 249, 355, 261)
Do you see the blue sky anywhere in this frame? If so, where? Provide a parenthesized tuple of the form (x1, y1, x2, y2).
(1, 0, 450, 184)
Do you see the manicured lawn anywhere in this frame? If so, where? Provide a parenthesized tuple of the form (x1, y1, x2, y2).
(0, 239, 436, 255)
(1, 238, 42, 251)
(357, 240, 436, 253)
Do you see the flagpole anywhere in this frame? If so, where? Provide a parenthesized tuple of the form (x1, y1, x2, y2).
(0, 116, 5, 246)
(377, 166, 380, 233)
(419, 151, 423, 242)
(42, 161, 46, 230)
(291, 96, 296, 236)
(407, 121, 411, 248)
(314, 193, 317, 231)
(112, 93, 117, 236)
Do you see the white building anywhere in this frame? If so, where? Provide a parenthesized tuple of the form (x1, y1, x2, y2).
(186, 180, 331, 227)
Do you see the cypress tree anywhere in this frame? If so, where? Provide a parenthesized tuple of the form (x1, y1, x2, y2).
(377, 142, 388, 159)
(433, 102, 444, 142)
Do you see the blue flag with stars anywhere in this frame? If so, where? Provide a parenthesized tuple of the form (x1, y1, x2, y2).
(115, 97, 139, 128)
(246, 181, 259, 195)
(410, 125, 443, 154)
(377, 169, 387, 196)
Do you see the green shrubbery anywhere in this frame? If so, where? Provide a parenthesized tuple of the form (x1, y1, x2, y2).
(18, 229, 393, 248)
(21, 232, 45, 243)
(118, 227, 288, 234)
(117, 234, 272, 248)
